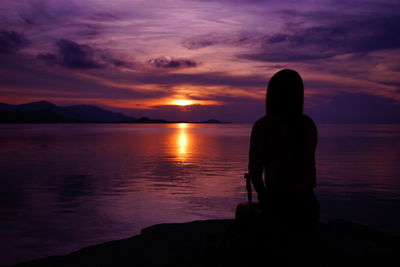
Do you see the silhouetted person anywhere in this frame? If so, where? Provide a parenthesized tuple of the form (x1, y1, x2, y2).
(248, 69, 320, 234)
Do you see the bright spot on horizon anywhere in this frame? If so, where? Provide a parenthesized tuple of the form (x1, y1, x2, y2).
(172, 99, 194, 106)
(178, 123, 188, 128)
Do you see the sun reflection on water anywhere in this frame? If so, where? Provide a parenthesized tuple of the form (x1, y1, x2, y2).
(176, 123, 190, 162)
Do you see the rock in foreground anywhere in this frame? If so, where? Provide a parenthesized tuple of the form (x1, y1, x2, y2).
(11, 219, 399, 267)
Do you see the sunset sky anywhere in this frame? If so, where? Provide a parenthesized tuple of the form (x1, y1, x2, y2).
(1, 0, 399, 123)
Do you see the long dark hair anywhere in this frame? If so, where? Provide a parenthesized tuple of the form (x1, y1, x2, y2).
(266, 69, 304, 117)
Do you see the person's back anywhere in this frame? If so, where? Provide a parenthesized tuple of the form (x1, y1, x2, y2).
(248, 69, 319, 233)
(250, 114, 317, 189)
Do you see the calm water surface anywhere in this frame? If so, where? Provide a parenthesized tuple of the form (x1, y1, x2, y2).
(0, 123, 399, 265)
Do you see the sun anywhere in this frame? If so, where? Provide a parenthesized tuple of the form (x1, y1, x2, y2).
(172, 99, 194, 106)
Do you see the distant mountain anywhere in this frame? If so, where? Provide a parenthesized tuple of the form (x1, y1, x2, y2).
(194, 119, 230, 124)
(0, 109, 73, 123)
(0, 101, 229, 123)
(134, 117, 169, 123)
(58, 105, 134, 122)
(0, 101, 58, 113)
(16, 100, 58, 111)
(0, 101, 134, 123)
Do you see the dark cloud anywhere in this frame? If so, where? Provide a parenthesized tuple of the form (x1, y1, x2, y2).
(182, 33, 258, 50)
(148, 57, 198, 68)
(56, 39, 102, 69)
(109, 59, 128, 67)
(100, 54, 133, 68)
(36, 39, 132, 69)
(242, 13, 400, 62)
(0, 30, 28, 54)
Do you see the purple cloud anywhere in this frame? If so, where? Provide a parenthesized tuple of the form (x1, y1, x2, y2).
(55, 39, 102, 69)
(148, 57, 198, 69)
(241, 11, 400, 62)
(37, 39, 132, 69)
(0, 30, 28, 54)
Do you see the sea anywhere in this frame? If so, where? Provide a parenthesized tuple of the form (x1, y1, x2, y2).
(0, 123, 399, 265)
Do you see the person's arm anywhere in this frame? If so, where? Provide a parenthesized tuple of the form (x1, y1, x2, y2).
(311, 118, 318, 151)
(305, 115, 318, 151)
(248, 120, 267, 202)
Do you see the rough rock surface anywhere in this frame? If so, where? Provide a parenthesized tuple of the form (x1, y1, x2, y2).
(10, 219, 400, 267)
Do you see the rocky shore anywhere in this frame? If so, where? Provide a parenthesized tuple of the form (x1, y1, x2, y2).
(10, 219, 399, 267)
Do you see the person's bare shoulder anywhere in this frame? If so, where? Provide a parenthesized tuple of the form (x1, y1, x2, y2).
(253, 116, 267, 126)
(303, 114, 318, 147)
(250, 117, 266, 139)
(251, 116, 269, 131)
(303, 114, 317, 130)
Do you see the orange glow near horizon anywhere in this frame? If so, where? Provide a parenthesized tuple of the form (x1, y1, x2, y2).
(87, 97, 223, 110)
